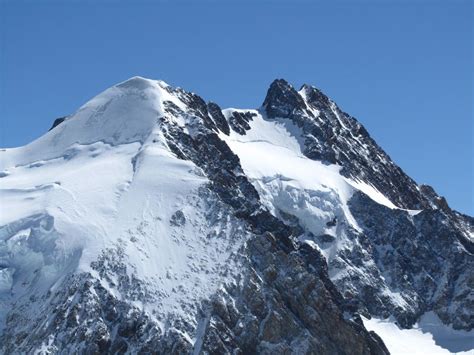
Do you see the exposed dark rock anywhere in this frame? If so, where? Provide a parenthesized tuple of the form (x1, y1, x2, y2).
(227, 110, 257, 135)
(346, 191, 474, 330)
(49, 116, 67, 131)
(170, 210, 186, 227)
(207, 102, 230, 135)
(326, 217, 337, 227)
(198, 232, 389, 354)
(263, 79, 311, 119)
(261, 79, 431, 210)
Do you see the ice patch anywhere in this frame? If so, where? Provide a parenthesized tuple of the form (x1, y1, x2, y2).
(220, 112, 359, 235)
(362, 313, 474, 354)
(347, 179, 398, 209)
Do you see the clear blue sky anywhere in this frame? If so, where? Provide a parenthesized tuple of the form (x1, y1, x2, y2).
(1, 0, 472, 214)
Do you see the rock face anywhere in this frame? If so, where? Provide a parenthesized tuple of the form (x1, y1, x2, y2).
(347, 192, 473, 329)
(260, 79, 473, 331)
(198, 233, 388, 355)
(263, 79, 426, 210)
(0, 76, 471, 354)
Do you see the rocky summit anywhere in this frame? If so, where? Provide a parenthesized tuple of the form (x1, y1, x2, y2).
(0, 76, 472, 354)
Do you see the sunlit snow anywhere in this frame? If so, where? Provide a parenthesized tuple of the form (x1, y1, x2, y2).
(363, 313, 474, 355)
(0, 77, 248, 334)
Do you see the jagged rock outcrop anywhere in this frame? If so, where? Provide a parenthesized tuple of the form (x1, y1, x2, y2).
(263, 79, 428, 210)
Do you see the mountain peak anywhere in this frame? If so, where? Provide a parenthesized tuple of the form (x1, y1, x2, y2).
(299, 83, 332, 109)
(2, 76, 184, 168)
(115, 76, 169, 91)
(262, 78, 307, 118)
(268, 78, 293, 89)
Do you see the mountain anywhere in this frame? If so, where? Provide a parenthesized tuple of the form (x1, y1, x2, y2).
(0, 76, 472, 354)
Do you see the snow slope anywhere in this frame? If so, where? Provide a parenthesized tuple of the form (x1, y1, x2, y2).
(219, 109, 411, 247)
(362, 314, 474, 355)
(0, 77, 248, 340)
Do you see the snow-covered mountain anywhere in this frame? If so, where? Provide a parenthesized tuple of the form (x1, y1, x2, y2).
(0, 76, 472, 354)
